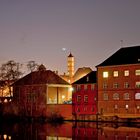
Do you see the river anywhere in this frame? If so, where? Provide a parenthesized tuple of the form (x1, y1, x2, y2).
(0, 121, 140, 140)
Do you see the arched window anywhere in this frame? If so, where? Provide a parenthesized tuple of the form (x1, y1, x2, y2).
(113, 93, 119, 100)
(124, 93, 130, 100)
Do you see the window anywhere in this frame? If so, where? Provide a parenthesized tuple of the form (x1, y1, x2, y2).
(84, 95, 88, 103)
(114, 104, 118, 109)
(124, 93, 130, 100)
(113, 93, 119, 100)
(84, 85, 88, 90)
(92, 107, 94, 112)
(136, 82, 140, 88)
(135, 93, 140, 99)
(113, 71, 118, 77)
(84, 107, 87, 111)
(103, 93, 108, 100)
(137, 105, 140, 110)
(124, 82, 129, 88)
(113, 83, 119, 88)
(103, 83, 108, 89)
(77, 95, 81, 102)
(135, 70, 140, 76)
(77, 107, 80, 112)
(77, 85, 81, 91)
(86, 76, 89, 82)
(124, 70, 129, 76)
(125, 104, 129, 109)
(103, 71, 108, 78)
(91, 84, 95, 90)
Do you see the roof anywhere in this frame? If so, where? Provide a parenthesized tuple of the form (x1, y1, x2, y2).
(97, 46, 140, 67)
(13, 70, 70, 86)
(68, 52, 73, 57)
(73, 71, 97, 84)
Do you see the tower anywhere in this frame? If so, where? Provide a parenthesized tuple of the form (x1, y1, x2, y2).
(67, 52, 74, 82)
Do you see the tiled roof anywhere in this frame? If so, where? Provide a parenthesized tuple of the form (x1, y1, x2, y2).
(13, 70, 70, 86)
(97, 46, 140, 67)
(72, 71, 97, 84)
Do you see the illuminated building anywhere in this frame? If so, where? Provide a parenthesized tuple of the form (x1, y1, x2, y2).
(72, 71, 97, 121)
(12, 64, 72, 119)
(67, 53, 74, 81)
(61, 52, 75, 84)
(97, 46, 140, 120)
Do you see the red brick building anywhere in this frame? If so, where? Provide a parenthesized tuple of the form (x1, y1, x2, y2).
(72, 71, 97, 120)
(97, 46, 140, 120)
(12, 65, 72, 120)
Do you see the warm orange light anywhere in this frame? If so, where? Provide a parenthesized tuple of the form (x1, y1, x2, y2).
(3, 134, 7, 140)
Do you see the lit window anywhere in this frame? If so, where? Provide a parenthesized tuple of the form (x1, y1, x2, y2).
(103, 83, 108, 89)
(136, 82, 140, 88)
(113, 83, 119, 88)
(103, 71, 108, 78)
(137, 105, 140, 110)
(103, 93, 108, 100)
(135, 70, 140, 76)
(86, 76, 89, 82)
(77, 95, 81, 102)
(84, 95, 88, 102)
(113, 71, 118, 77)
(125, 104, 129, 109)
(113, 93, 119, 100)
(124, 70, 129, 76)
(124, 82, 129, 88)
(135, 93, 140, 99)
(124, 93, 130, 100)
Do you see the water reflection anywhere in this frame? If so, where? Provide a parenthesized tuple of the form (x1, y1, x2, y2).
(0, 121, 140, 140)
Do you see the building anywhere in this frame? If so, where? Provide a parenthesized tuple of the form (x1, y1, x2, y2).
(60, 52, 75, 84)
(72, 71, 97, 121)
(12, 64, 73, 119)
(96, 46, 140, 120)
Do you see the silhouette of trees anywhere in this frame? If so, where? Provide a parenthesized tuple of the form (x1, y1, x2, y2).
(27, 60, 38, 72)
(0, 60, 23, 81)
(0, 60, 23, 97)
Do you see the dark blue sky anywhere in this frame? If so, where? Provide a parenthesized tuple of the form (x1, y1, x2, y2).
(0, 0, 140, 74)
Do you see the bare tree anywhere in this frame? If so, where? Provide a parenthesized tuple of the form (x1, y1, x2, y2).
(27, 60, 38, 72)
(0, 60, 23, 81)
(0, 60, 23, 96)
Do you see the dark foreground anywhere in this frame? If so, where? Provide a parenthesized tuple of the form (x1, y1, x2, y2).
(1, 119, 140, 140)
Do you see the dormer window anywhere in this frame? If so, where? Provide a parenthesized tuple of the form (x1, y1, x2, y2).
(86, 76, 89, 82)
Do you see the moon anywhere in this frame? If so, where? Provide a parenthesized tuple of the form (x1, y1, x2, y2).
(62, 48, 67, 51)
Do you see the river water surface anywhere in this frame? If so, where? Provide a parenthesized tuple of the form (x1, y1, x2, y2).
(0, 121, 140, 140)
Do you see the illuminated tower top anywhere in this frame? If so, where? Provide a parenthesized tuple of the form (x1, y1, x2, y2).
(67, 52, 74, 78)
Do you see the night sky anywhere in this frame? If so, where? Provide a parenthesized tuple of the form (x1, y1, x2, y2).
(0, 0, 140, 74)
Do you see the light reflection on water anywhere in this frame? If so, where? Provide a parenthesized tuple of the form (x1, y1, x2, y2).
(0, 121, 140, 140)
